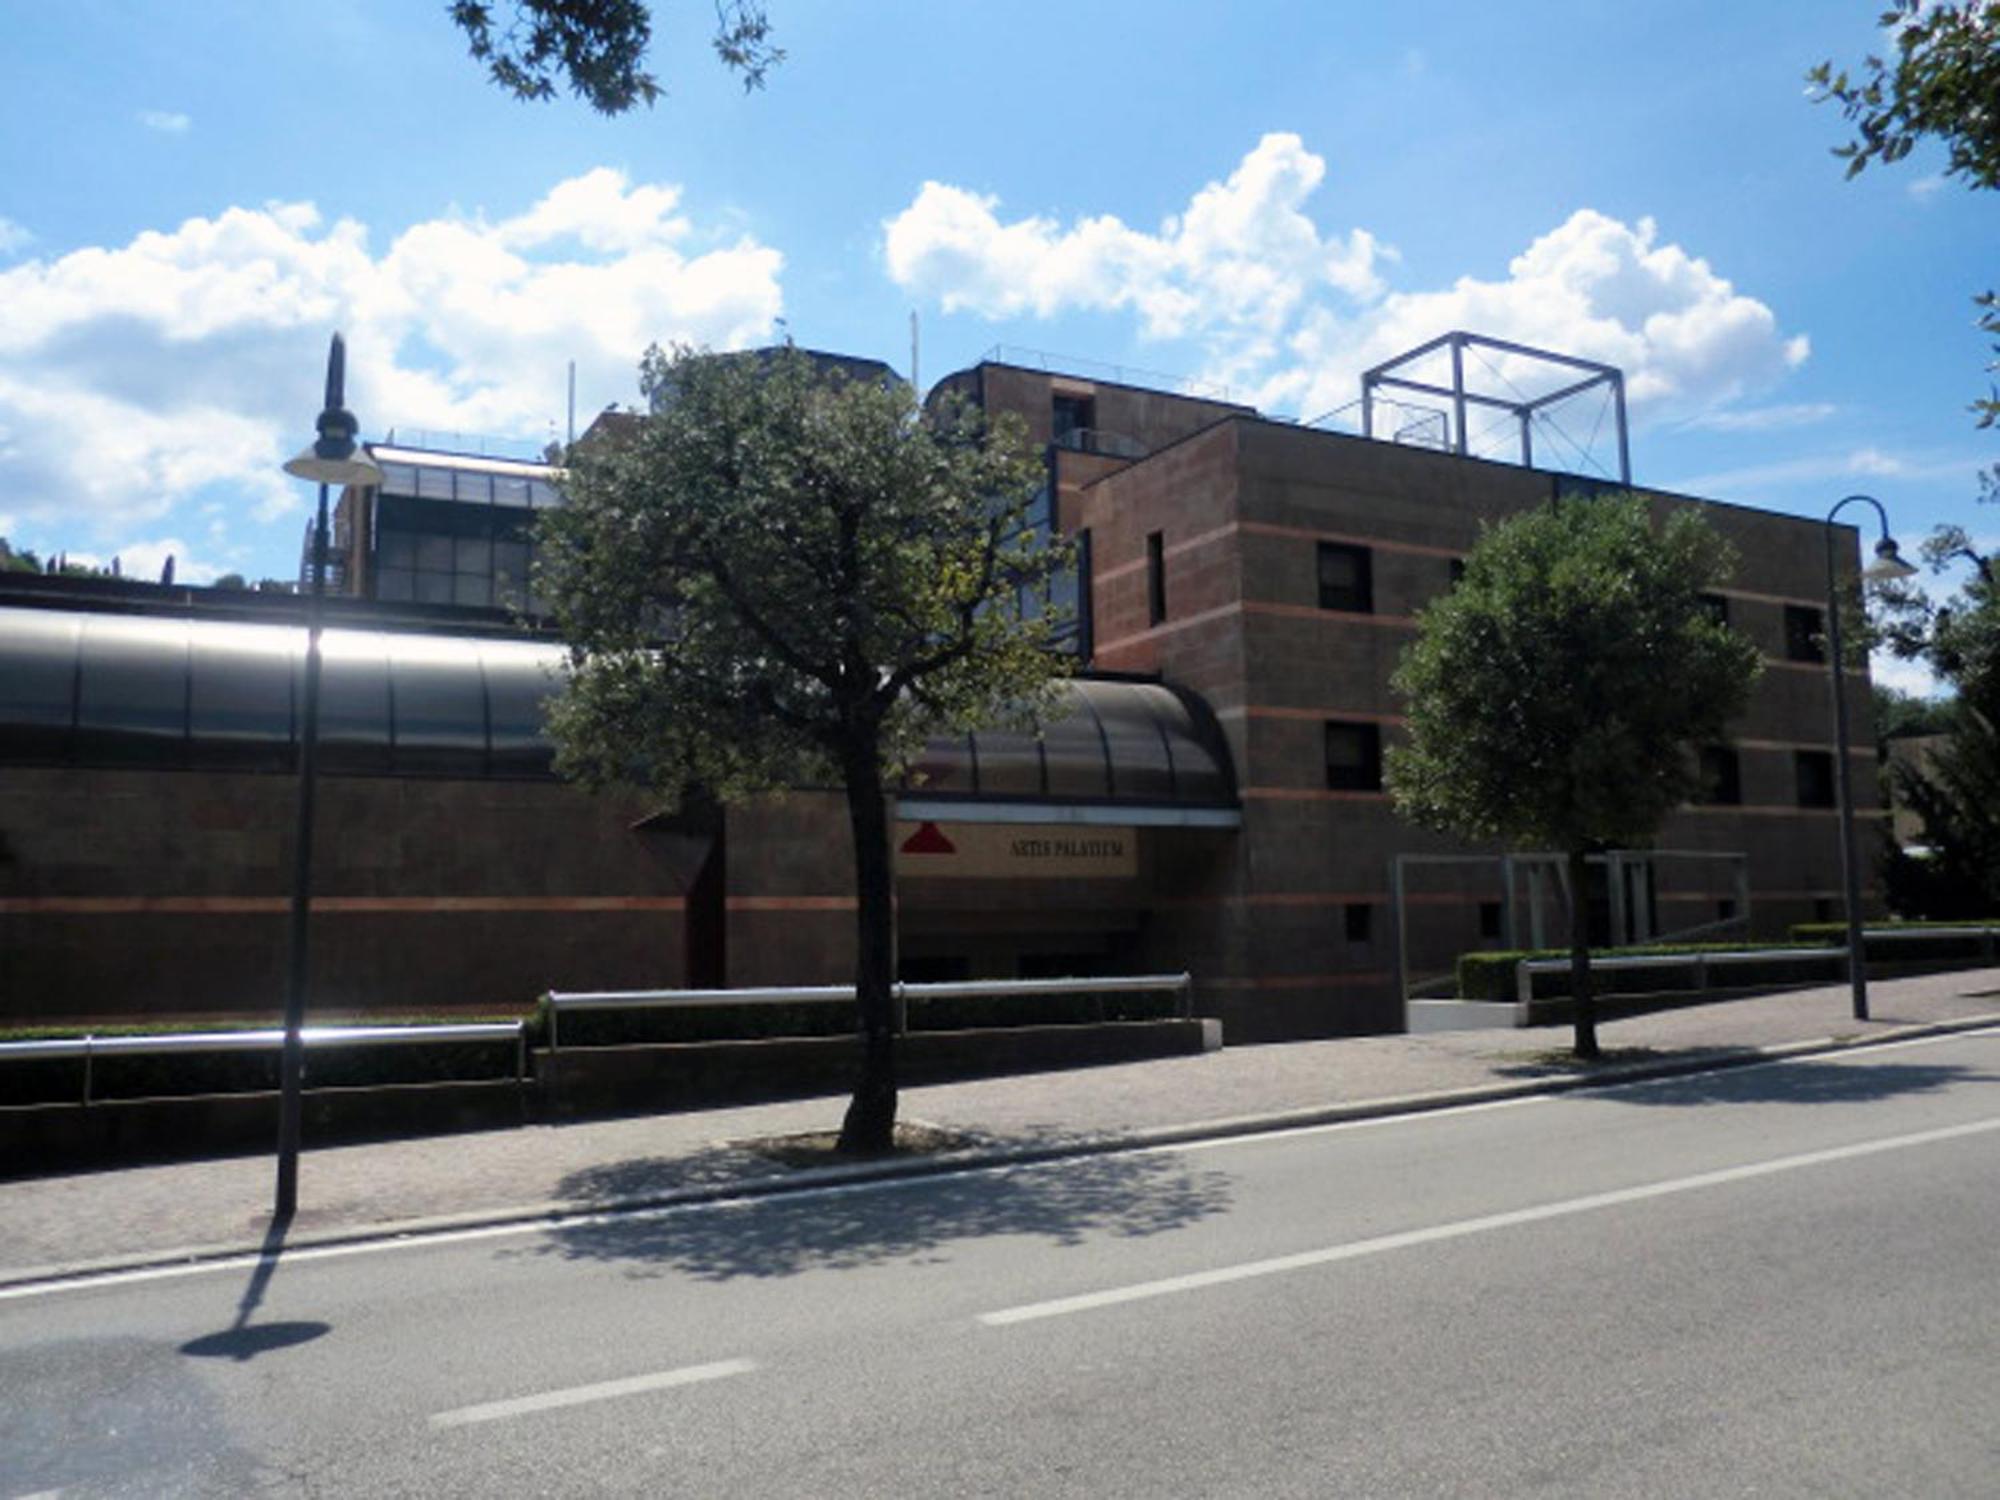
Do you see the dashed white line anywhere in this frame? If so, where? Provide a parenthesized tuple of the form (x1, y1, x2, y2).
(979, 1114, 2000, 1326)
(429, 1358, 758, 1428)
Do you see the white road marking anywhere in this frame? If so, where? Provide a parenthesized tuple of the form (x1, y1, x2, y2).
(979, 1113, 2000, 1326)
(429, 1358, 757, 1428)
(2, 1024, 1992, 1305)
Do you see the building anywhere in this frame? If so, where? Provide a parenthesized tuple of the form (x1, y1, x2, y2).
(0, 342, 1882, 1040)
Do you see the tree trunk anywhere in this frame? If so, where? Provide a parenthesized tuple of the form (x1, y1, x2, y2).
(1566, 846, 1600, 1060)
(837, 742, 898, 1154)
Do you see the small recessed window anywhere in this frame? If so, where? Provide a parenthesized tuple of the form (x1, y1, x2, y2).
(1717, 897, 1738, 923)
(1699, 592, 1730, 626)
(1813, 897, 1835, 923)
(1146, 531, 1166, 627)
(1478, 901, 1503, 940)
(1345, 903, 1373, 943)
(1795, 749, 1836, 808)
(1317, 542, 1373, 613)
(1449, 558, 1467, 587)
(1698, 745, 1741, 805)
(1324, 721, 1383, 792)
(1052, 394, 1094, 450)
(1785, 605, 1826, 664)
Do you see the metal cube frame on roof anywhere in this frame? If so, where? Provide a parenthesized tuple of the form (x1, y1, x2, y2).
(1361, 331, 1631, 486)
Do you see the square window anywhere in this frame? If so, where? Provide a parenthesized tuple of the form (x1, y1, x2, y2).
(1785, 605, 1826, 664)
(1324, 721, 1382, 791)
(378, 529, 416, 569)
(1698, 745, 1741, 805)
(1478, 901, 1503, 940)
(1146, 531, 1166, 627)
(374, 567, 414, 603)
(1795, 749, 1836, 808)
(1052, 394, 1094, 449)
(453, 572, 491, 608)
(415, 533, 453, 572)
(1717, 897, 1738, 923)
(1317, 542, 1373, 613)
(414, 571, 453, 606)
(416, 466, 455, 501)
(454, 535, 493, 574)
(1344, 903, 1372, 943)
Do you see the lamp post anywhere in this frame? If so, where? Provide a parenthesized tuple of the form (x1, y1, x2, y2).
(1823, 494, 1918, 1024)
(274, 333, 381, 1220)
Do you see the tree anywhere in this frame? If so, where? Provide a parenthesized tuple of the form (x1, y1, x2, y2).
(1882, 704, 2000, 916)
(1808, 1, 2000, 424)
(538, 345, 1069, 1151)
(1386, 496, 1762, 1058)
(450, 0, 781, 115)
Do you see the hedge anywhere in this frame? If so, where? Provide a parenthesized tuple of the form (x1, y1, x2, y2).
(1787, 920, 2000, 942)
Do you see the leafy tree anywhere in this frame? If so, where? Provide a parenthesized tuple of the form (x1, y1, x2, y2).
(1882, 704, 2000, 916)
(1808, 0, 1999, 424)
(0, 537, 42, 574)
(538, 345, 1068, 1150)
(1387, 496, 1762, 1058)
(450, 0, 780, 114)
(1872, 681, 1958, 751)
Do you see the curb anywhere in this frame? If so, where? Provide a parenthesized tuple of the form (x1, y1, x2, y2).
(5, 1010, 1996, 1296)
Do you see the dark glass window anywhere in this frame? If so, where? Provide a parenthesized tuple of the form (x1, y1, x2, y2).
(416, 466, 456, 500)
(1699, 592, 1730, 626)
(1317, 542, 1373, 613)
(494, 475, 531, 507)
(375, 462, 419, 496)
(1325, 721, 1382, 791)
(1785, 605, 1826, 664)
(1344, 903, 1373, 943)
(1146, 531, 1166, 627)
(378, 530, 416, 569)
(1795, 749, 1836, 808)
(375, 567, 415, 603)
(1698, 745, 1741, 805)
(1479, 901, 1503, 940)
(415, 533, 453, 572)
(1052, 394, 1094, 449)
(1074, 528, 1094, 661)
(414, 572, 453, 606)
(1717, 897, 1738, 923)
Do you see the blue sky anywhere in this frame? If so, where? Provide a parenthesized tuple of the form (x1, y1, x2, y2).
(0, 2, 1989, 688)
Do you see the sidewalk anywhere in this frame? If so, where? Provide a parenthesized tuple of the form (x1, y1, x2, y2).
(5, 968, 1998, 1288)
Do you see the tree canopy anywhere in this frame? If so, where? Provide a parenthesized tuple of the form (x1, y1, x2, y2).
(538, 344, 1070, 1149)
(450, 1, 780, 114)
(1387, 495, 1762, 1056)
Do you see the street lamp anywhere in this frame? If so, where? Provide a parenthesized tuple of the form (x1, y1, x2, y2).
(274, 333, 381, 1220)
(1823, 494, 1917, 1024)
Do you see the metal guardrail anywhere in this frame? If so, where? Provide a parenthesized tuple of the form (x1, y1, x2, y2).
(544, 973, 1195, 1052)
(1513, 927, 2000, 1003)
(0, 1022, 527, 1107)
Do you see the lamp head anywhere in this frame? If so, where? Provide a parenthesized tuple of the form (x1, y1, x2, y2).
(282, 332, 384, 487)
(1865, 536, 1919, 583)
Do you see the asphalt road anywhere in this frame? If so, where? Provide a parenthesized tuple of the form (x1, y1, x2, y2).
(4, 1027, 1997, 1498)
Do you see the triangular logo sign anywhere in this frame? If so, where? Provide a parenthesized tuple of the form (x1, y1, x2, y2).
(899, 821, 956, 855)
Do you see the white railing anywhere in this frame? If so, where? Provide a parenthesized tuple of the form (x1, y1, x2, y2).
(543, 972, 1195, 1051)
(0, 1022, 527, 1106)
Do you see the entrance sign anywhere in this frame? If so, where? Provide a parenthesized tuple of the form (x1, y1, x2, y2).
(895, 821, 1138, 879)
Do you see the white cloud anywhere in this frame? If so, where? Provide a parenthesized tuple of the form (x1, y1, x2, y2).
(885, 133, 1390, 345)
(0, 169, 785, 546)
(1907, 174, 1946, 202)
(1678, 402, 1837, 433)
(0, 217, 30, 256)
(885, 136, 1805, 444)
(138, 110, 191, 134)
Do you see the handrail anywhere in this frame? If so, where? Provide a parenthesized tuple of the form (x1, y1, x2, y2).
(544, 972, 1195, 1050)
(0, 1021, 527, 1107)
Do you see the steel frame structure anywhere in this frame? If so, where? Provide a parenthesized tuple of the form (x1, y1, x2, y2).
(1361, 330, 1631, 485)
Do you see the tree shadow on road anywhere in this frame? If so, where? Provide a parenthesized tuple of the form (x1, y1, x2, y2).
(1490, 1048, 1995, 1108)
(528, 1134, 1233, 1282)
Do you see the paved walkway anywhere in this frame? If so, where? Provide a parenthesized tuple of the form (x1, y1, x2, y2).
(5, 968, 1998, 1286)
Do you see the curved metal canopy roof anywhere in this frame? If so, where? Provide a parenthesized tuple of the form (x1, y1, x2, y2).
(0, 606, 1238, 823)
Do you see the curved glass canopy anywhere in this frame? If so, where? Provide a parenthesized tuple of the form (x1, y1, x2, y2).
(0, 605, 1238, 819)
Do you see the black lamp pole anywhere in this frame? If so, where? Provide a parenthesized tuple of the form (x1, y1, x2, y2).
(1822, 494, 1915, 1026)
(275, 334, 378, 1220)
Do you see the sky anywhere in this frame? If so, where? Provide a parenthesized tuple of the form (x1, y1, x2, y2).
(0, 2, 1989, 691)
